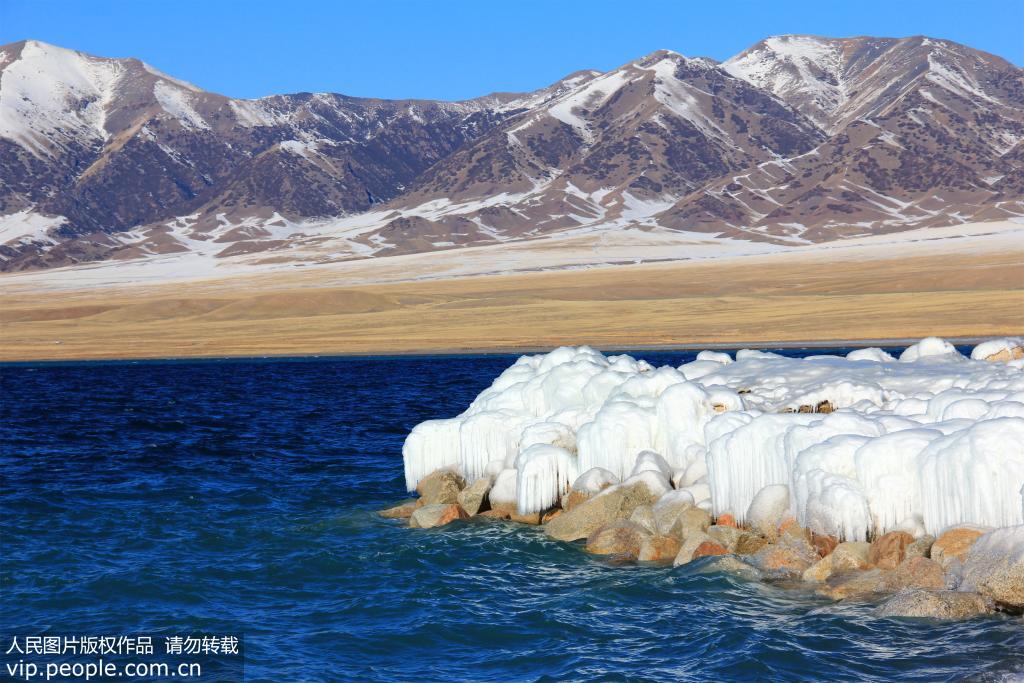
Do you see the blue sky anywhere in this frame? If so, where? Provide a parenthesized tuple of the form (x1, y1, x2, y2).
(1, 0, 1021, 101)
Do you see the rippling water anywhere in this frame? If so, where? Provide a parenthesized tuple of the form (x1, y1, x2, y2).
(2, 351, 1022, 681)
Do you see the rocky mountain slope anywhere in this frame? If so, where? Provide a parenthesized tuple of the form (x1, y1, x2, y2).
(1, 36, 1021, 271)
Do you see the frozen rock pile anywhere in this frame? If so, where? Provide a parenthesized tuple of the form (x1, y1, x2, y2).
(386, 336, 1024, 618)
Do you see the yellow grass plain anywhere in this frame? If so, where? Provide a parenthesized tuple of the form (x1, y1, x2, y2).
(2, 239, 1022, 361)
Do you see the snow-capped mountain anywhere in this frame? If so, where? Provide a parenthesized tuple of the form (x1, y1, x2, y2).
(1, 36, 1021, 271)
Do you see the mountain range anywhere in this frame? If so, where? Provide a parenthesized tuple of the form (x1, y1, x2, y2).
(1, 35, 1021, 272)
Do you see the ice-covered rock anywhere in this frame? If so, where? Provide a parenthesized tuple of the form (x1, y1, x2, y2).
(747, 484, 791, 540)
(971, 337, 1024, 362)
(401, 339, 1024, 537)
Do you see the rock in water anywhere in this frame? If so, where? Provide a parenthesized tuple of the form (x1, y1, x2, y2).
(638, 535, 682, 563)
(868, 531, 915, 570)
(889, 557, 946, 591)
(669, 507, 713, 542)
(875, 590, 991, 619)
(707, 525, 742, 552)
(416, 470, 465, 506)
(818, 569, 894, 600)
(803, 541, 872, 582)
(960, 526, 1024, 609)
(692, 540, 729, 560)
(586, 520, 652, 558)
(378, 501, 417, 519)
(673, 532, 713, 567)
(457, 477, 491, 516)
(931, 527, 986, 570)
(545, 480, 661, 542)
(409, 503, 469, 529)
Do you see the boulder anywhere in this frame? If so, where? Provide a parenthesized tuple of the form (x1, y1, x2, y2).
(629, 505, 658, 535)
(905, 535, 935, 560)
(456, 477, 491, 516)
(716, 513, 738, 528)
(811, 532, 839, 558)
(416, 469, 465, 506)
(651, 490, 697, 534)
(541, 508, 563, 524)
(692, 540, 729, 560)
(696, 555, 763, 581)
(818, 568, 893, 600)
(545, 480, 661, 542)
(378, 500, 418, 519)
(707, 524, 742, 552)
(875, 590, 991, 619)
(669, 507, 713, 542)
(868, 531, 915, 570)
(803, 541, 873, 583)
(638, 534, 682, 563)
(673, 531, 712, 567)
(747, 484, 791, 542)
(960, 527, 1024, 609)
(931, 527, 985, 570)
(586, 520, 652, 558)
(889, 557, 946, 591)
(562, 490, 593, 511)
(734, 532, 769, 556)
(409, 503, 469, 529)
(750, 535, 819, 578)
(479, 508, 511, 520)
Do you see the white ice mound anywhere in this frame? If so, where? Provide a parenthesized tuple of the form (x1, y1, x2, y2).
(402, 338, 1024, 535)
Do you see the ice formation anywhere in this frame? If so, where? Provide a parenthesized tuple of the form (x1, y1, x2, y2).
(402, 338, 1024, 540)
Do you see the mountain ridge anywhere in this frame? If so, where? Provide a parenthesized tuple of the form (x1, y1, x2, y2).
(1, 35, 1022, 271)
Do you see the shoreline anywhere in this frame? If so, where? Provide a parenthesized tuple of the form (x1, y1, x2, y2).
(0, 335, 1016, 365)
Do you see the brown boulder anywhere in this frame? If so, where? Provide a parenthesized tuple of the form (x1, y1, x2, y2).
(818, 568, 894, 600)
(545, 481, 661, 542)
(868, 531, 915, 570)
(735, 532, 769, 556)
(890, 557, 946, 591)
(562, 489, 592, 511)
(673, 532, 712, 567)
(751, 538, 819, 577)
(416, 469, 465, 506)
(811, 532, 839, 558)
(707, 524, 742, 552)
(931, 527, 985, 569)
(669, 507, 713, 542)
(692, 540, 729, 560)
(542, 508, 564, 524)
(456, 478, 491, 516)
(875, 590, 991, 619)
(638, 534, 682, 563)
(586, 520, 652, 558)
(905, 535, 935, 560)
(409, 503, 468, 529)
(717, 513, 738, 528)
(378, 500, 417, 519)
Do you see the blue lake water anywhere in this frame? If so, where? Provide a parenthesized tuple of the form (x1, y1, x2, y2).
(2, 350, 1022, 681)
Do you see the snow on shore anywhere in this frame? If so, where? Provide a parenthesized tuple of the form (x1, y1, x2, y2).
(403, 337, 1024, 540)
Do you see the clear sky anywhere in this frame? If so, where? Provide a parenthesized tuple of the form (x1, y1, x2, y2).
(1, 0, 1021, 101)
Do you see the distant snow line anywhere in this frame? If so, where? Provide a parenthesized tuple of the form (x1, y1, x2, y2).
(402, 336, 1024, 541)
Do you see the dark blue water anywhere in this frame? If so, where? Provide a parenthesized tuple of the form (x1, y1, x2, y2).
(2, 350, 1022, 681)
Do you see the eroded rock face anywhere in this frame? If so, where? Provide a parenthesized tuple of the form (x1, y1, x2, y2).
(416, 469, 465, 506)
(456, 477, 491, 516)
(906, 535, 935, 561)
(875, 590, 991, 619)
(868, 531, 915, 570)
(586, 521, 652, 558)
(409, 503, 469, 529)
(545, 481, 661, 542)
